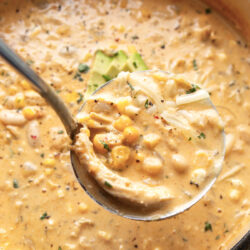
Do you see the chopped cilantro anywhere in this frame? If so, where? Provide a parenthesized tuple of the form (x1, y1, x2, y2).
(127, 82, 134, 91)
(13, 179, 19, 189)
(78, 63, 89, 73)
(186, 84, 200, 94)
(133, 61, 138, 68)
(77, 92, 83, 104)
(198, 132, 206, 139)
(101, 141, 111, 152)
(74, 72, 83, 82)
(192, 59, 198, 71)
(57, 130, 64, 134)
(102, 74, 111, 82)
(40, 153, 45, 158)
(58, 247, 62, 250)
(205, 8, 212, 14)
(131, 35, 139, 40)
(145, 99, 149, 109)
(188, 137, 192, 141)
(40, 212, 50, 220)
(204, 221, 212, 232)
(104, 181, 112, 188)
(215, 235, 220, 240)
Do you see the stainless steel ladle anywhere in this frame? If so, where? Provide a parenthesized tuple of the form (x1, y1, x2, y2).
(0, 38, 225, 221)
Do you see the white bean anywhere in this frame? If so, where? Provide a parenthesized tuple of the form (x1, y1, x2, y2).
(22, 161, 38, 176)
(26, 120, 40, 147)
(0, 110, 26, 126)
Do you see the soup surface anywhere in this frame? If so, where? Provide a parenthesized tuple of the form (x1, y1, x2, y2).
(0, 0, 249, 249)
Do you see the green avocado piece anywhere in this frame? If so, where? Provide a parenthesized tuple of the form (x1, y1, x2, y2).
(105, 50, 128, 78)
(85, 71, 106, 97)
(122, 52, 148, 72)
(93, 50, 113, 74)
(85, 51, 114, 98)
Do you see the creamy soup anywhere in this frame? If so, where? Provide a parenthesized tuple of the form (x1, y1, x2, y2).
(74, 70, 224, 216)
(0, 0, 249, 249)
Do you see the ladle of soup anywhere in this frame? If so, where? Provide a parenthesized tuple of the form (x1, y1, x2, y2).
(0, 38, 225, 221)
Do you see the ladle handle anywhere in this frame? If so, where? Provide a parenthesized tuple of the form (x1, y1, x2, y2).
(0, 38, 77, 138)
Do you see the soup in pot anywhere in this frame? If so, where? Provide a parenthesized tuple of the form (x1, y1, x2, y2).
(0, 0, 249, 249)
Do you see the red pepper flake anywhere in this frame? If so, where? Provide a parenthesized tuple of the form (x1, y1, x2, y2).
(30, 135, 37, 139)
(115, 38, 120, 42)
(154, 115, 159, 119)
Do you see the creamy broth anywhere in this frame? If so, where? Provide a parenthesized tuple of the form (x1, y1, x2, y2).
(0, 0, 249, 249)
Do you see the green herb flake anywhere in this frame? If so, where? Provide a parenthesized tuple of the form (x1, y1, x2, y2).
(57, 130, 64, 134)
(104, 181, 112, 188)
(102, 74, 111, 82)
(58, 247, 62, 250)
(186, 84, 200, 94)
(77, 92, 83, 104)
(13, 179, 19, 189)
(40, 212, 50, 220)
(78, 63, 90, 73)
(198, 132, 206, 139)
(40, 153, 45, 158)
(215, 235, 220, 240)
(192, 59, 198, 71)
(73, 72, 83, 82)
(145, 99, 149, 109)
(204, 221, 212, 232)
(205, 8, 212, 14)
(133, 61, 138, 68)
(188, 137, 192, 141)
(127, 82, 134, 91)
(101, 141, 111, 152)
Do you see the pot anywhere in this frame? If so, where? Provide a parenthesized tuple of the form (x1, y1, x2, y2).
(203, 1, 250, 249)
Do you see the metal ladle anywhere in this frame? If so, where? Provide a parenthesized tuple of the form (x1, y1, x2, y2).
(0, 39, 225, 221)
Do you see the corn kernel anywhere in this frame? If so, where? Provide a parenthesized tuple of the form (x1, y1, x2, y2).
(127, 45, 137, 54)
(14, 93, 25, 108)
(194, 150, 212, 169)
(118, 25, 125, 33)
(78, 202, 88, 213)
(217, 52, 227, 61)
(143, 157, 163, 175)
(114, 115, 133, 131)
(83, 53, 93, 62)
(98, 230, 112, 241)
(229, 189, 241, 202)
(143, 133, 160, 148)
(43, 158, 56, 168)
(20, 80, 31, 90)
(9, 85, 18, 95)
(171, 154, 188, 173)
(110, 44, 118, 49)
(22, 107, 37, 120)
(93, 133, 122, 154)
(111, 145, 131, 170)
(44, 168, 53, 176)
(57, 189, 65, 198)
(116, 97, 131, 114)
(123, 126, 139, 144)
(65, 92, 79, 103)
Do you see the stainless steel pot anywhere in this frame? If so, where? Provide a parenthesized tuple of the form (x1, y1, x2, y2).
(203, 1, 250, 249)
